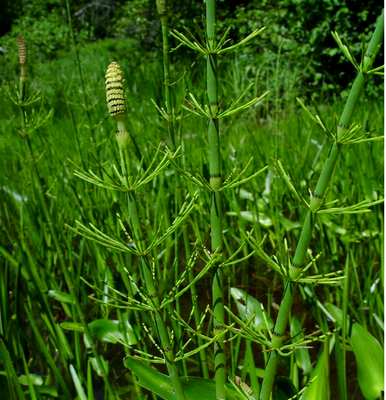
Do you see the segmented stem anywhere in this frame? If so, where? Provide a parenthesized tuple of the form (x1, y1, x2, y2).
(157, 0, 175, 146)
(127, 191, 186, 400)
(259, 11, 384, 400)
(206, 0, 226, 398)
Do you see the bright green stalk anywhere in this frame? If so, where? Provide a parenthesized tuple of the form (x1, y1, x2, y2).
(156, 0, 175, 146)
(183, 229, 210, 378)
(259, 11, 384, 400)
(128, 195, 186, 400)
(156, 1, 198, 377)
(206, 1, 226, 399)
(156, 1, 186, 367)
(116, 131, 186, 400)
(245, 340, 259, 397)
(335, 254, 350, 400)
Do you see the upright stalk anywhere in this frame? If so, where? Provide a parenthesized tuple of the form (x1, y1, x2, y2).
(127, 191, 186, 400)
(106, 62, 186, 400)
(156, 0, 175, 146)
(206, 1, 226, 398)
(156, 0, 210, 377)
(156, 0, 187, 375)
(259, 11, 384, 400)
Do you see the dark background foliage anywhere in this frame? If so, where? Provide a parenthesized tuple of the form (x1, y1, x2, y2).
(0, 0, 383, 97)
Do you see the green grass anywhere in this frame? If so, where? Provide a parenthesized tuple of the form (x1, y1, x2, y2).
(0, 13, 383, 400)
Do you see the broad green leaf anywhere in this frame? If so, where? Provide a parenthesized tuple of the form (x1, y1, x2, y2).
(301, 344, 329, 400)
(61, 319, 139, 345)
(230, 287, 273, 331)
(227, 210, 272, 227)
(324, 303, 344, 326)
(290, 317, 312, 375)
(89, 319, 138, 344)
(280, 216, 301, 231)
(124, 357, 173, 399)
(351, 323, 384, 400)
(18, 374, 43, 386)
(124, 357, 243, 400)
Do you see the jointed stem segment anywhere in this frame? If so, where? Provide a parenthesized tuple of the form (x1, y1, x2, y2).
(157, 0, 175, 146)
(205, 1, 226, 399)
(122, 145, 186, 400)
(259, 11, 384, 400)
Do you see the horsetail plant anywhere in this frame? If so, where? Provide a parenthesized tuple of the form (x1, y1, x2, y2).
(156, 0, 175, 146)
(205, 2, 226, 399)
(105, 61, 187, 400)
(155, 0, 211, 379)
(2, 4, 382, 399)
(105, 62, 130, 150)
(259, 11, 384, 400)
(173, 2, 268, 398)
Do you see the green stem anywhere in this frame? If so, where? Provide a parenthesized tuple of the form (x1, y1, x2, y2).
(184, 230, 210, 378)
(157, 0, 175, 146)
(245, 340, 259, 397)
(161, 20, 174, 146)
(158, 4, 189, 375)
(120, 133, 184, 399)
(259, 11, 384, 400)
(19, 65, 27, 103)
(64, 0, 95, 145)
(205, 1, 226, 398)
(127, 191, 186, 400)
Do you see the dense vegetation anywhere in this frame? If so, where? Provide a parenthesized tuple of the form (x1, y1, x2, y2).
(1, 0, 383, 94)
(0, 1, 384, 399)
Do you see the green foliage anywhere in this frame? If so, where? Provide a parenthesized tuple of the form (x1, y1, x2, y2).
(124, 357, 243, 400)
(0, 3, 383, 399)
(2, 0, 382, 98)
(300, 344, 330, 400)
(1, 1, 70, 61)
(351, 323, 384, 400)
(220, 0, 383, 97)
(230, 287, 273, 331)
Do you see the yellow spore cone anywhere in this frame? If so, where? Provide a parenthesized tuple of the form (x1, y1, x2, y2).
(105, 61, 127, 118)
(105, 62, 129, 148)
